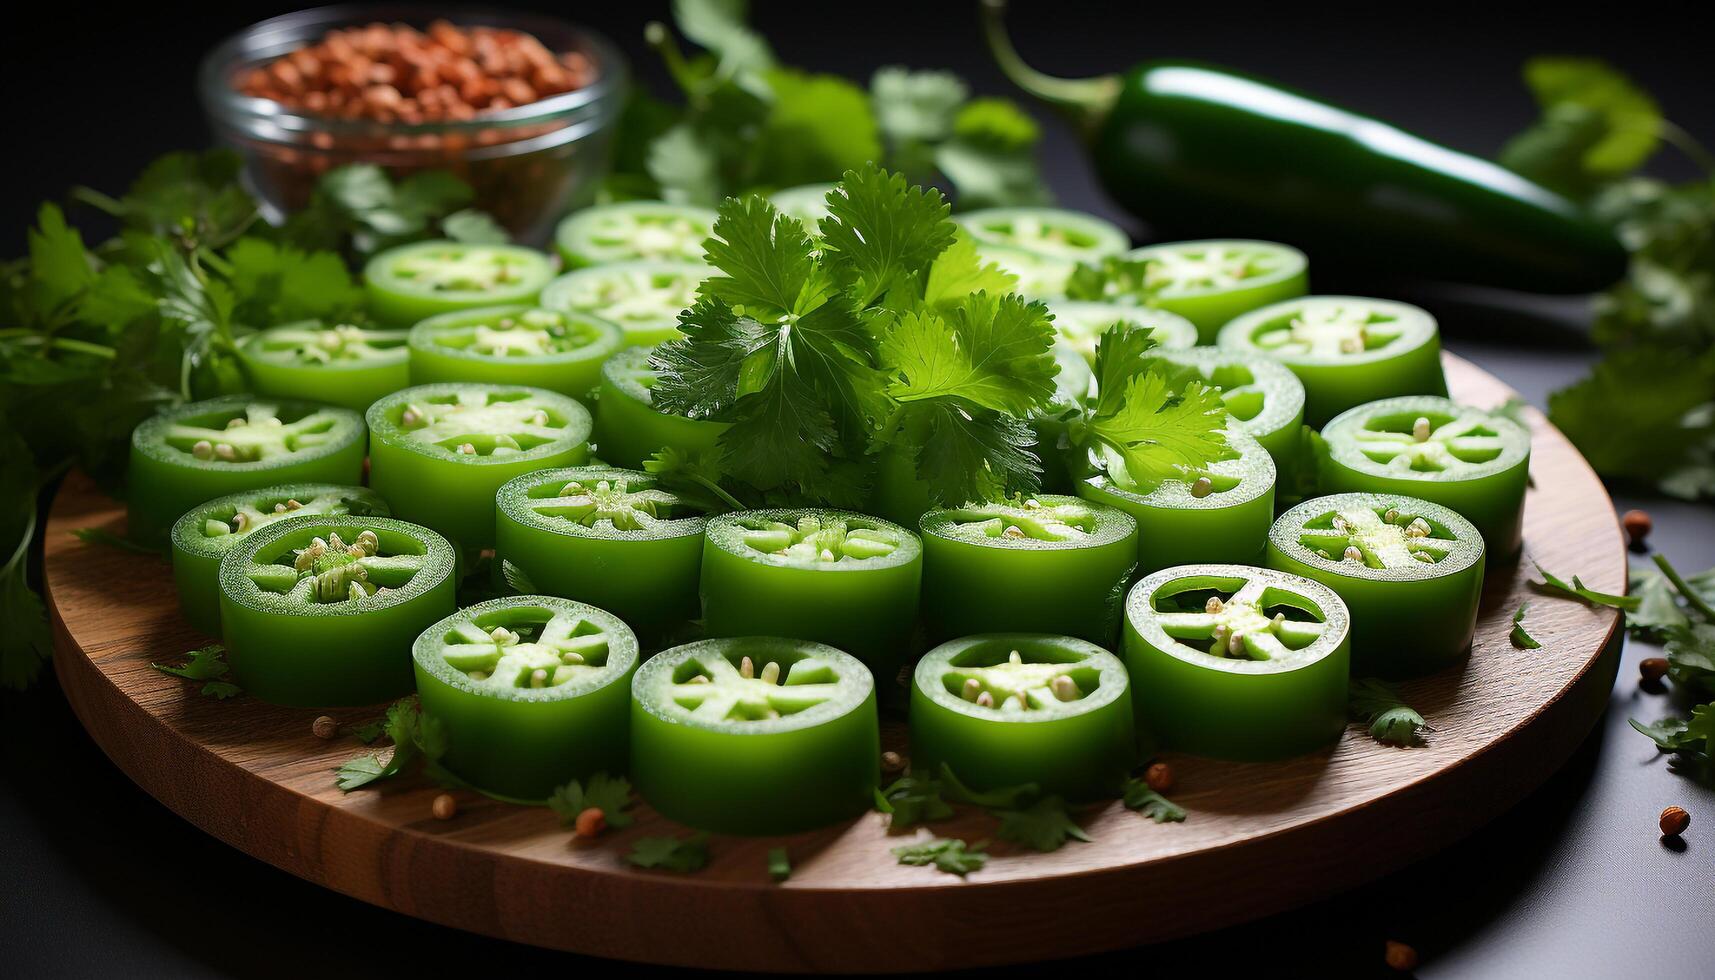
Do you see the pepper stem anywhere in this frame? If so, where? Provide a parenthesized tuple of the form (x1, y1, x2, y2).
(979, 0, 1120, 130)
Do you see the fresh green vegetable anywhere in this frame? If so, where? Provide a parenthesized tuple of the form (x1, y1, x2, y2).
(1139, 347, 1308, 473)
(617, 2, 1048, 210)
(1626, 556, 1715, 785)
(413, 595, 640, 800)
(992, 795, 1092, 852)
(128, 396, 367, 546)
(1121, 778, 1186, 823)
(547, 772, 636, 829)
(335, 697, 445, 791)
(236, 321, 410, 412)
(700, 509, 922, 677)
(555, 201, 718, 267)
(1511, 603, 1543, 650)
(1047, 300, 1197, 364)
(218, 516, 457, 707)
(407, 305, 623, 400)
(768, 183, 837, 230)
(1348, 678, 1430, 747)
(628, 834, 712, 873)
(911, 634, 1135, 800)
(983, 1, 1627, 293)
(591, 346, 730, 469)
(495, 466, 710, 633)
(1268, 493, 1485, 678)
(954, 207, 1129, 263)
(892, 837, 988, 876)
(1218, 296, 1448, 426)
(629, 636, 879, 834)
(366, 384, 592, 550)
(363, 240, 555, 325)
(918, 495, 1137, 644)
(150, 643, 241, 700)
(170, 483, 387, 634)
(1122, 240, 1310, 343)
(1122, 564, 1351, 760)
(1318, 396, 1532, 560)
(1531, 561, 1639, 611)
(539, 260, 709, 349)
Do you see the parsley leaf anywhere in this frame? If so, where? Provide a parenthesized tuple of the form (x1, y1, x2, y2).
(992, 795, 1091, 852)
(1122, 779, 1188, 823)
(546, 773, 635, 829)
(1349, 678, 1430, 747)
(1510, 603, 1543, 649)
(1531, 561, 1641, 611)
(628, 834, 711, 873)
(892, 837, 987, 877)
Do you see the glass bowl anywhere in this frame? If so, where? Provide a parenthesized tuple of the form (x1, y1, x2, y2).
(200, 5, 628, 245)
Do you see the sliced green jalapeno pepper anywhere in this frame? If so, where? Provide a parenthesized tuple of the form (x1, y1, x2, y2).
(1030, 344, 1098, 495)
(539, 259, 708, 348)
(1049, 300, 1198, 365)
(630, 636, 879, 834)
(1266, 492, 1485, 678)
(1124, 240, 1309, 343)
(407, 304, 623, 400)
(413, 595, 639, 800)
(1140, 347, 1307, 471)
(366, 384, 591, 550)
(218, 515, 457, 707)
(554, 201, 717, 267)
(1078, 428, 1277, 574)
(1318, 396, 1530, 561)
(955, 207, 1130, 264)
(920, 496, 1137, 644)
(363, 240, 556, 326)
(769, 183, 837, 232)
(236, 321, 410, 412)
(495, 466, 709, 634)
(593, 346, 729, 468)
(1122, 564, 1350, 759)
(128, 396, 367, 546)
(975, 242, 1076, 298)
(171, 484, 388, 635)
(701, 510, 922, 678)
(911, 634, 1135, 800)
(1218, 296, 1447, 426)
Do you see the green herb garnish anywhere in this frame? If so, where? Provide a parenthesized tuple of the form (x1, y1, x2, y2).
(1349, 679, 1430, 747)
(1510, 603, 1543, 649)
(1122, 779, 1188, 823)
(991, 795, 1091, 852)
(892, 837, 988, 877)
(547, 773, 636, 829)
(628, 834, 711, 873)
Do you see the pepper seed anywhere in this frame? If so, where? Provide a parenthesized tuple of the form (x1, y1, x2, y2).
(312, 715, 338, 739)
(740, 656, 754, 679)
(761, 661, 781, 684)
(1205, 596, 1224, 614)
(1190, 477, 1214, 498)
(431, 793, 458, 821)
(191, 440, 214, 460)
(1050, 674, 1078, 701)
(1008, 649, 1023, 665)
(962, 678, 982, 702)
(976, 691, 995, 708)
(1412, 416, 1431, 442)
(1343, 545, 1363, 562)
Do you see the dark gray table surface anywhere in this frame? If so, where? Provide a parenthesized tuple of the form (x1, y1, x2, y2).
(3, 4, 1712, 976)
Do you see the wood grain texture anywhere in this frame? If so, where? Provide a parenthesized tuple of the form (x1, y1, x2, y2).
(45, 353, 1626, 973)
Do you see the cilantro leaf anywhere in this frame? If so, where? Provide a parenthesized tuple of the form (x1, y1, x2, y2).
(334, 697, 425, 792)
(935, 99, 1052, 211)
(1510, 603, 1543, 649)
(909, 402, 1043, 506)
(673, 0, 775, 78)
(882, 294, 1058, 415)
(1122, 778, 1188, 823)
(892, 837, 987, 877)
(875, 772, 955, 828)
(1349, 679, 1430, 747)
(872, 67, 967, 179)
(150, 644, 230, 681)
(1629, 703, 1715, 786)
(1064, 256, 1155, 303)
(334, 754, 391, 792)
(937, 764, 1038, 809)
(1080, 327, 1233, 492)
(922, 234, 1017, 311)
(200, 681, 242, 700)
(1530, 561, 1641, 611)
(223, 237, 362, 325)
(1663, 623, 1715, 697)
(628, 833, 711, 873)
(756, 69, 883, 190)
(699, 194, 832, 316)
(818, 165, 956, 305)
(1547, 348, 1715, 497)
(992, 795, 1091, 852)
(1629, 568, 1692, 637)
(546, 772, 636, 829)
(1499, 58, 1661, 199)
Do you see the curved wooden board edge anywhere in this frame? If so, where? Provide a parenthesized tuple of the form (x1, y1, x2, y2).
(45, 352, 1627, 972)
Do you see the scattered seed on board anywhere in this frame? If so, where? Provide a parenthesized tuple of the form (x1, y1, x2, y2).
(575, 806, 606, 838)
(1144, 761, 1174, 792)
(881, 750, 906, 774)
(312, 715, 338, 739)
(431, 793, 458, 820)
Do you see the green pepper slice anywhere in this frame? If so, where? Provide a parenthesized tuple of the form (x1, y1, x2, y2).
(236, 320, 410, 412)
(1124, 239, 1309, 343)
(1140, 347, 1307, 470)
(407, 304, 623, 401)
(974, 242, 1076, 298)
(1078, 427, 1277, 574)
(366, 384, 591, 550)
(920, 496, 1137, 645)
(1266, 492, 1485, 678)
(630, 636, 879, 834)
(701, 509, 923, 678)
(768, 183, 837, 232)
(955, 207, 1130, 263)
(171, 483, 388, 635)
(128, 396, 367, 546)
(1048, 300, 1198, 365)
(592, 346, 729, 468)
(495, 466, 709, 634)
(911, 634, 1135, 800)
(1218, 295, 1447, 426)
(1122, 564, 1350, 760)
(413, 595, 640, 800)
(1029, 344, 1098, 495)
(363, 240, 556, 326)
(554, 201, 718, 267)
(1318, 396, 1531, 561)
(218, 515, 457, 707)
(539, 260, 708, 348)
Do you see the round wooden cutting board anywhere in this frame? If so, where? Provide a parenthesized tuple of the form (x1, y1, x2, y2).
(45, 353, 1626, 972)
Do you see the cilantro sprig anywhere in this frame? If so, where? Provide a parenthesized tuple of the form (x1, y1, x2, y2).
(547, 773, 636, 830)
(150, 643, 242, 700)
(1349, 679, 1430, 747)
(892, 837, 988, 877)
(628, 833, 711, 873)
